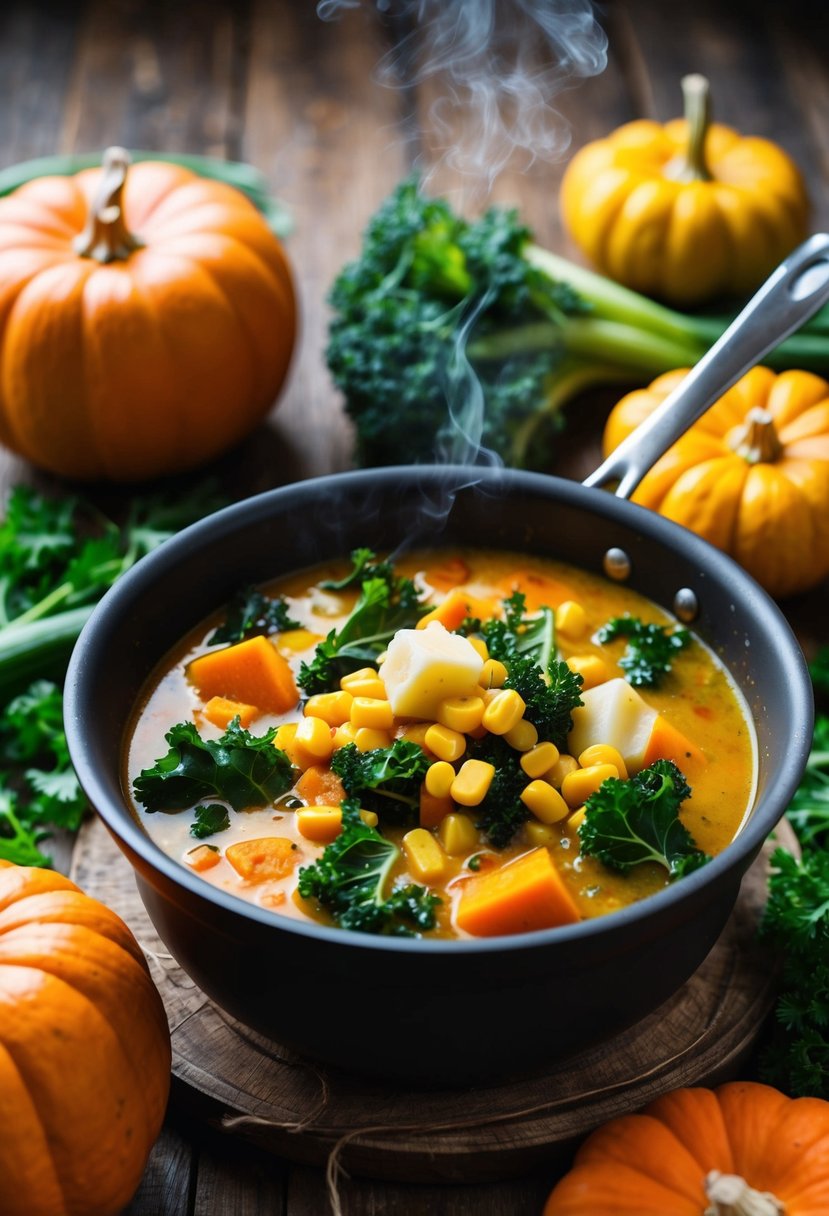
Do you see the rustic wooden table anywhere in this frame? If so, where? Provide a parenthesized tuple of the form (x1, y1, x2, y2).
(2, 0, 828, 1212)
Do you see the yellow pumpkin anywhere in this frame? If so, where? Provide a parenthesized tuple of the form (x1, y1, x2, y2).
(0, 860, 171, 1216)
(544, 1081, 829, 1215)
(603, 366, 829, 598)
(0, 146, 296, 481)
(561, 75, 809, 306)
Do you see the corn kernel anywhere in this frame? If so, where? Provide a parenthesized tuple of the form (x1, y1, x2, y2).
(350, 696, 395, 731)
(340, 669, 387, 699)
(451, 759, 495, 806)
(521, 740, 560, 779)
(333, 721, 358, 749)
(566, 807, 586, 832)
(566, 654, 611, 691)
(482, 688, 525, 735)
(520, 780, 570, 824)
(273, 722, 306, 768)
(524, 821, 558, 848)
(467, 635, 490, 661)
(547, 754, 579, 789)
(304, 689, 353, 727)
(555, 600, 588, 640)
(504, 718, 538, 752)
(297, 805, 378, 843)
(438, 812, 479, 856)
(480, 658, 508, 689)
(274, 722, 297, 750)
(402, 828, 448, 883)
(437, 695, 485, 733)
(578, 744, 629, 781)
(278, 628, 323, 653)
(561, 763, 619, 808)
(294, 715, 335, 761)
(354, 727, 392, 752)
(399, 723, 435, 751)
(424, 723, 467, 762)
(425, 760, 456, 798)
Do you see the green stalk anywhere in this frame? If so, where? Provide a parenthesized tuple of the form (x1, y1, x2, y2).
(471, 317, 706, 373)
(0, 607, 94, 702)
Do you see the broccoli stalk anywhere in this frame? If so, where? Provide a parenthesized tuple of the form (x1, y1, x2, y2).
(327, 179, 829, 470)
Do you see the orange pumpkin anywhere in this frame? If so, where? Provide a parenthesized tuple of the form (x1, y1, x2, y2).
(603, 366, 829, 598)
(0, 860, 171, 1216)
(544, 1081, 829, 1215)
(0, 146, 296, 481)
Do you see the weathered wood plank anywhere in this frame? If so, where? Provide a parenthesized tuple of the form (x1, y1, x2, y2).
(0, 0, 80, 165)
(125, 1120, 196, 1216)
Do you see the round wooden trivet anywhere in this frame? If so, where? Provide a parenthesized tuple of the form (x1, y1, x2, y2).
(72, 817, 796, 1185)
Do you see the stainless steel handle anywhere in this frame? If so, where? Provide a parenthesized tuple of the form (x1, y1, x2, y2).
(583, 232, 829, 499)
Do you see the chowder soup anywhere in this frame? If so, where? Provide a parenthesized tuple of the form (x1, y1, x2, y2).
(125, 549, 756, 939)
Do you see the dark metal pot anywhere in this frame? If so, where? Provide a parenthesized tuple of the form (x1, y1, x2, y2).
(64, 463, 813, 1086)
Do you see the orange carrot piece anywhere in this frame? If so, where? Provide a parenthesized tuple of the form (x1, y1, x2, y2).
(225, 837, 300, 883)
(202, 695, 260, 730)
(424, 556, 470, 591)
(186, 844, 221, 873)
(188, 636, 299, 714)
(642, 714, 707, 775)
(456, 847, 580, 937)
(417, 588, 494, 632)
(296, 765, 347, 807)
(497, 570, 575, 612)
(419, 786, 454, 829)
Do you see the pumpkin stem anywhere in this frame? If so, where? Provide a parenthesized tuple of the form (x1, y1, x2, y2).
(729, 407, 783, 464)
(74, 146, 143, 263)
(704, 1170, 785, 1216)
(665, 73, 712, 183)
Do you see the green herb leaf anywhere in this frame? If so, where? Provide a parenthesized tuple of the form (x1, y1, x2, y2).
(190, 803, 231, 839)
(133, 719, 294, 813)
(579, 759, 709, 878)
(331, 740, 430, 820)
(504, 656, 584, 751)
(209, 587, 300, 645)
(597, 615, 690, 687)
(467, 733, 531, 848)
(0, 782, 50, 867)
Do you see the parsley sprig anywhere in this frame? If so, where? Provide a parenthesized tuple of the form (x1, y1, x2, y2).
(597, 615, 689, 687)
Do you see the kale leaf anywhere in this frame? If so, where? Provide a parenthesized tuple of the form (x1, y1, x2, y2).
(578, 759, 709, 878)
(479, 591, 556, 674)
(298, 568, 427, 695)
(467, 733, 530, 848)
(190, 803, 231, 839)
(133, 719, 294, 813)
(296, 799, 440, 936)
(504, 656, 583, 751)
(319, 548, 397, 592)
(331, 740, 430, 820)
(208, 587, 300, 645)
(597, 615, 690, 687)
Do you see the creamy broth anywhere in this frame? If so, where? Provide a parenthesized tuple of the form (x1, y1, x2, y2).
(125, 550, 756, 938)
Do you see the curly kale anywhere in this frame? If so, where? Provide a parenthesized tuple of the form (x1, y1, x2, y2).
(503, 657, 584, 751)
(597, 615, 690, 687)
(133, 719, 294, 813)
(297, 800, 440, 936)
(208, 587, 300, 645)
(467, 733, 531, 848)
(579, 759, 708, 878)
(298, 553, 428, 695)
(331, 740, 431, 821)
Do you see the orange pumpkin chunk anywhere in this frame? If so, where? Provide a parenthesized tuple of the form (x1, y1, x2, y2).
(188, 636, 299, 714)
(202, 695, 260, 730)
(416, 587, 494, 632)
(295, 765, 347, 807)
(456, 847, 580, 937)
(225, 837, 300, 883)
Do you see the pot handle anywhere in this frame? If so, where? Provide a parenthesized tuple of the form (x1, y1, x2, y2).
(583, 232, 829, 499)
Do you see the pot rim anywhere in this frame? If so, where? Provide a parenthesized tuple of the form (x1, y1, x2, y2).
(64, 464, 814, 956)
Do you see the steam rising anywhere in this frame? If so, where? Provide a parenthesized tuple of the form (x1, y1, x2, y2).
(317, 0, 607, 183)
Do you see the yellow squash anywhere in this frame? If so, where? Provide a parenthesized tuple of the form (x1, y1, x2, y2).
(603, 366, 829, 598)
(561, 75, 809, 306)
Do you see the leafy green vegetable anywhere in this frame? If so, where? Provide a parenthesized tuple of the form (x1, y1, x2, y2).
(208, 587, 300, 645)
(579, 759, 709, 878)
(331, 740, 430, 820)
(504, 657, 584, 751)
(297, 799, 440, 936)
(190, 803, 231, 840)
(760, 846, 829, 1098)
(319, 548, 397, 592)
(476, 590, 556, 675)
(298, 561, 428, 695)
(0, 680, 85, 866)
(785, 715, 829, 847)
(133, 719, 294, 813)
(326, 178, 828, 470)
(0, 483, 225, 701)
(597, 615, 690, 687)
(467, 733, 531, 848)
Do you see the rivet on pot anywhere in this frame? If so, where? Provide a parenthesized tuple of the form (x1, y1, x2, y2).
(674, 588, 699, 622)
(603, 548, 631, 581)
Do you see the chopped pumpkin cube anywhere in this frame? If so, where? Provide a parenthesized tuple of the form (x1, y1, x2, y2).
(225, 837, 300, 883)
(202, 695, 260, 730)
(456, 847, 580, 937)
(188, 636, 299, 714)
(186, 844, 220, 872)
(296, 765, 347, 807)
